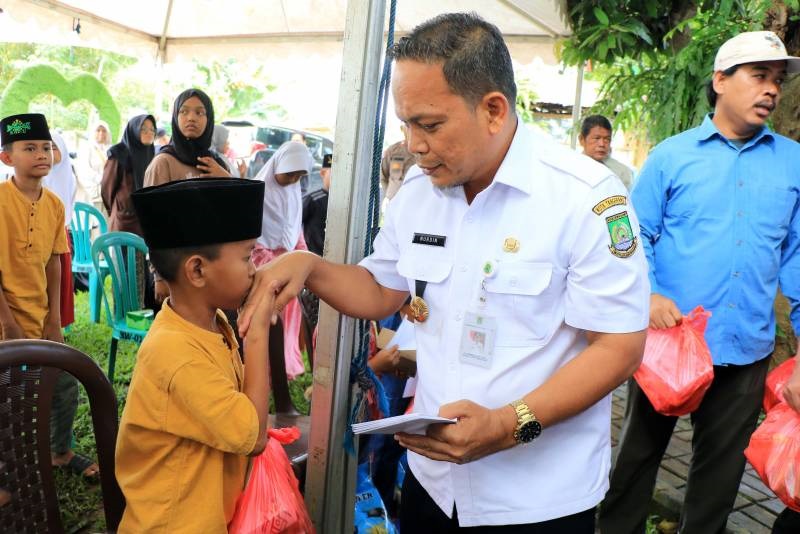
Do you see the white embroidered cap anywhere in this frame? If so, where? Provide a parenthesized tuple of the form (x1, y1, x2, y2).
(714, 31, 800, 73)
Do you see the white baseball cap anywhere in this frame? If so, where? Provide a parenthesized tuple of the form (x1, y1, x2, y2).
(714, 31, 800, 73)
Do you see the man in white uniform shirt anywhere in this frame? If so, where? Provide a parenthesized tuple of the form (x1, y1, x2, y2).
(242, 13, 649, 532)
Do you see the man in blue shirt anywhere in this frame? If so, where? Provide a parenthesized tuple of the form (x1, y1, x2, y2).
(599, 31, 800, 534)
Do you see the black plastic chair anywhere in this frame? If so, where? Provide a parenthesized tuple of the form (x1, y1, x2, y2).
(0, 340, 124, 533)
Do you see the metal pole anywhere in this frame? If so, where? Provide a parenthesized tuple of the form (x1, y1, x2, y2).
(304, 1, 386, 532)
(570, 61, 585, 149)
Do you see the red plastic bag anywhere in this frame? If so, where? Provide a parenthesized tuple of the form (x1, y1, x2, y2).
(633, 306, 714, 416)
(765, 359, 797, 412)
(745, 403, 800, 512)
(228, 427, 315, 534)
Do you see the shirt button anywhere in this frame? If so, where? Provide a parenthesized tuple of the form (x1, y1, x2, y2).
(728, 303, 736, 309)
(736, 240, 743, 246)
(509, 277, 517, 286)
(455, 313, 463, 321)
(738, 181, 743, 187)
(460, 264, 468, 272)
(732, 271, 740, 277)
(736, 211, 743, 217)
(466, 217, 474, 223)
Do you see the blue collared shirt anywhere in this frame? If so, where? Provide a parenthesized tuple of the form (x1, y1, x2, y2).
(632, 114, 800, 365)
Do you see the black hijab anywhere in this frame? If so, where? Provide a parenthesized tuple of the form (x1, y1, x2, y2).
(107, 114, 156, 192)
(160, 88, 228, 171)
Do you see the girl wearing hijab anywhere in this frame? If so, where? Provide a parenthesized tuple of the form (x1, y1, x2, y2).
(253, 141, 313, 395)
(101, 114, 158, 312)
(144, 88, 230, 187)
(43, 131, 78, 328)
(101, 114, 156, 234)
(79, 120, 111, 203)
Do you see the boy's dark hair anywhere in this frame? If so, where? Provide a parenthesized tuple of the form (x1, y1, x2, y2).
(580, 115, 613, 138)
(149, 244, 222, 282)
(706, 65, 739, 107)
(389, 12, 517, 109)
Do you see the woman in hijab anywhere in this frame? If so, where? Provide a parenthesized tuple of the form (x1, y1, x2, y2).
(101, 114, 158, 312)
(252, 141, 313, 399)
(43, 131, 78, 328)
(211, 124, 246, 178)
(101, 114, 156, 234)
(144, 88, 230, 187)
(79, 120, 111, 203)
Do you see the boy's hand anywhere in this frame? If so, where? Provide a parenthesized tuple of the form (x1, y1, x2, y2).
(42, 320, 64, 344)
(238, 252, 319, 337)
(1, 321, 24, 340)
(368, 345, 400, 375)
(242, 280, 279, 340)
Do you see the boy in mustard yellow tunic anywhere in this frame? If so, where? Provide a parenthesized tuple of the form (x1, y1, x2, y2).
(116, 178, 276, 533)
(0, 113, 99, 478)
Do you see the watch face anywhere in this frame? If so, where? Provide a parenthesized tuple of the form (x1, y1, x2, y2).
(518, 420, 542, 443)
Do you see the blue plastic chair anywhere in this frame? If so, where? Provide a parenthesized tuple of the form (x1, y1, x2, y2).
(91, 232, 151, 382)
(70, 202, 109, 323)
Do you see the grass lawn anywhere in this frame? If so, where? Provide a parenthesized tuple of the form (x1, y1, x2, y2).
(56, 290, 312, 533)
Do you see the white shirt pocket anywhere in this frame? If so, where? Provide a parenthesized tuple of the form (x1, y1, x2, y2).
(484, 261, 558, 346)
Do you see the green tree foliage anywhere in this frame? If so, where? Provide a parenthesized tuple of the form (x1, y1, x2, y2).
(562, 0, 773, 144)
(0, 65, 121, 140)
(191, 60, 287, 122)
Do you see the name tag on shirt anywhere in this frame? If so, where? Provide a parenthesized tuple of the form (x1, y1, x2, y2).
(412, 233, 447, 247)
(459, 311, 497, 369)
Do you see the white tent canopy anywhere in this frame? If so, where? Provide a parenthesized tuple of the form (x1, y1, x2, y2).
(2, 0, 569, 63)
(1, 1, 590, 134)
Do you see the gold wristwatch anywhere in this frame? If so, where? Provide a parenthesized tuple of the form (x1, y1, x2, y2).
(509, 399, 542, 444)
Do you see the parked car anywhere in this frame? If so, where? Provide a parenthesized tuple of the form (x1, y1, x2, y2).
(222, 120, 333, 194)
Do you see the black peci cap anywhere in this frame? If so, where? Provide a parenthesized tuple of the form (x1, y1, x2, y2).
(132, 178, 265, 250)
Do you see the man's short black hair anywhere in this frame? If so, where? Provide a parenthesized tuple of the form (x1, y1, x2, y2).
(149, 244, 221, 282)
(706, 65, 739, 107)
(389, 12, 517, 108)
(580, 115, 613, 138)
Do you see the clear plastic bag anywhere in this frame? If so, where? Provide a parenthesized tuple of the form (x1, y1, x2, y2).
(633, 306, 714, 416)
(745, 403, 800, 512)
(765, 358, 796, 412)
(228, 427, 314, 534)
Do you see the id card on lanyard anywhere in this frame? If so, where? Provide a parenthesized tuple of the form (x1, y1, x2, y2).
(459, 260, 498, 369)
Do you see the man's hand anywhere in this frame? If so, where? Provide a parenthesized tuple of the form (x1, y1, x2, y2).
(649, 293, 682, 329)
(1, 320, 24, 341)
(238, 251, 319, 337)
(782, 356, 800, 412)
(42, 319, 64, 343)
(395, 400, 516, 464)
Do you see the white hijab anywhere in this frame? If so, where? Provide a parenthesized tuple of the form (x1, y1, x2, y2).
(255, 141, 312, 250)
(43, 131, 78, 223)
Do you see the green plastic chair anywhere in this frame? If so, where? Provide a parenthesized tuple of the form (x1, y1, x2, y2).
(91, 232, 151, 382)
(70, 202, 109, 323)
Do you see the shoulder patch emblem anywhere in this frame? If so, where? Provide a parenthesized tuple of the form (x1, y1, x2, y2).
(592, 195, 627, 215)
(606, 211, 637, 258)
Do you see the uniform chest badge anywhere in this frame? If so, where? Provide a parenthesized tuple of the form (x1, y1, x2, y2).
(502, 237, 520, 253)
(606, 211, 637, 258)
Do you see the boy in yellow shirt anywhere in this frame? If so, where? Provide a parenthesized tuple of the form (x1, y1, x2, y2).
(116, 178, 275, 532)
(0, 113, 99, 478)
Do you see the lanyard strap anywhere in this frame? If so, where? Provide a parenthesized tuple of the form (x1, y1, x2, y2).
(415, 279, 428, 299)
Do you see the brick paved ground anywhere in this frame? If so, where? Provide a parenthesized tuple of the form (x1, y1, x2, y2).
(610, 386, 781, 533)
